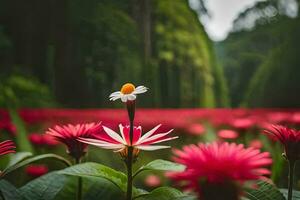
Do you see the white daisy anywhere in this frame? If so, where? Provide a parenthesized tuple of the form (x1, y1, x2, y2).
(109, 83, 148, 102)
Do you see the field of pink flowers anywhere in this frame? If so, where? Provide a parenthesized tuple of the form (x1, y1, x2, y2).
(0, 85, 300, 200)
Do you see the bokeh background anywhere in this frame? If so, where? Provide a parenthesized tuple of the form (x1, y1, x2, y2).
(0, 0, 299, 109)
(1, 0, 300, 196)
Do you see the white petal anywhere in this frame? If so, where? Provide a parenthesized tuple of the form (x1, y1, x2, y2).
(127, 94, 136, 101)
(78, 138, 114, 145)
(109, 91, 122, 97)
(121, 95, 128, 102)
(136, 145, 170, 151)
(139, 129, 174, 144)
(119, 124, 127, 143)
(150, 136, 178, 144)
(110, 96, 121, 101)
(93, 144, 124, 150)
(133, 86, 148, 94)
(136, 124, 162, 144)
(78, 138, 124, 149)
(109, 92, 122, 101)
(103, 126, 126, 144)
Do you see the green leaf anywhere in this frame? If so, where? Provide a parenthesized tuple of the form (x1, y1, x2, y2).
(0, 180, 22, 200)
(9, 109, 33, 152)
(19, 172, 66, 200)
(279, 188, 300, 199)
(58, 162, 127, 192)
(58, 162, 147, 197)
(82, 177, 124, 200)
(7, 152, 33, 168)
(244, 181, 285, 200)
(134, 187, 196, 200)
(1, 154, 71, 178)
(54, 176, 124, 200)
(133, 159, 185, 178)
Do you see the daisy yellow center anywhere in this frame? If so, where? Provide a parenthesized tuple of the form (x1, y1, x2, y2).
(120, 83, 135, 94)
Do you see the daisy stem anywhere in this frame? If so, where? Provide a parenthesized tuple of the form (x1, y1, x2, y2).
(126, 100, 135, 200)
(288, 159, 296, 200)
(75, 157, 82, 200)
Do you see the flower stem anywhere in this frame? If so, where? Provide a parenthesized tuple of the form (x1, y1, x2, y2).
(288, 160, 296, 200)
(125, 100, 135, 200)
(75, 157, 82, 200)
(126, 146, 133, 200)
(126, 120, 134, 200)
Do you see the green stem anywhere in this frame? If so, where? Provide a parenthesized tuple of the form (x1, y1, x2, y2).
(75, 158, 82, 200)
(126, 147, 133, 200)
(126, 120, 134, 200)
(288, 160, 296, 200)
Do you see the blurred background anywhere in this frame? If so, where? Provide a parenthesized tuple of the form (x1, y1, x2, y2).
(0, 0, 299, 109)
(1, 0, 300, 194)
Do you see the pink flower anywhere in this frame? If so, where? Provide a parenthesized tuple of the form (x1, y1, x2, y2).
(168, 142, 272, 199)
(264, 125, 300, 160)
(43, 135, 59, 147)
(230, 118, 254, 130)
(29, 133, 59, 147)
(28, 133, 44, 146)
(249, 140, 263, 149)
(26, 164, 49, 177)
(217, 129, 239, 139)
(187, 124, 205, 135)
(290, 113, 300, 124)
(0, 120, 17, 136)
(0, 140, 16, 156)
(78, 124, 177, 158)
(46, 122, 102, 159)
(145, 175, 161, 187)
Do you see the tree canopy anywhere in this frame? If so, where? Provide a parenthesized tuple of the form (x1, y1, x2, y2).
(0, 0, 228, 108)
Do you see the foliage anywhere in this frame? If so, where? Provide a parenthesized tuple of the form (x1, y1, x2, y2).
(216, 0, 300, 107)
(153, 0, 227, 107)
(0, 75, 57, 108)
(0, 0, 228, 108)
(9, 109, 33, 152)
(133, 159, 185, 178)
(244, 181, 285, 200)
(244, 17, 300, 107)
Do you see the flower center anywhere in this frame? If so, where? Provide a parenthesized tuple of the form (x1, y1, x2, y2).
(120, 83, 135, 94)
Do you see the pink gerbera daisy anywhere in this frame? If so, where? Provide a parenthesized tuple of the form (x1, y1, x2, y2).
(46, 122, 102, 160)
(264, 125, 300, 161)
(0, 140, 16, 156)
(78, 124, 178, 158)
(168, 142, 272, 200)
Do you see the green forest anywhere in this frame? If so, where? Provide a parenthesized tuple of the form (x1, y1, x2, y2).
(217, 0, 300, 108)
(0, 0, 299, 108)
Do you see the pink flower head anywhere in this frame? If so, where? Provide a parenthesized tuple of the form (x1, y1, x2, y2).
(168, 142, 272, 199)
(231, 118, 254, 130)
(217, 129, 239, 139)
(29, 133, 59, 147)
(29, 133, 44, 146)
(264, 125, 300, 161)
(249, 139, 263, 149)
(187, 124, 205, 135)
(46, 122, 102, 160)
(78, 124, 177, 158)
(26, 164, 49, 177)
(0, 140, 16, 156)
(0, 120, 17, 136)
(145, 174, 161, 187)
(290, 113, 300, 124)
